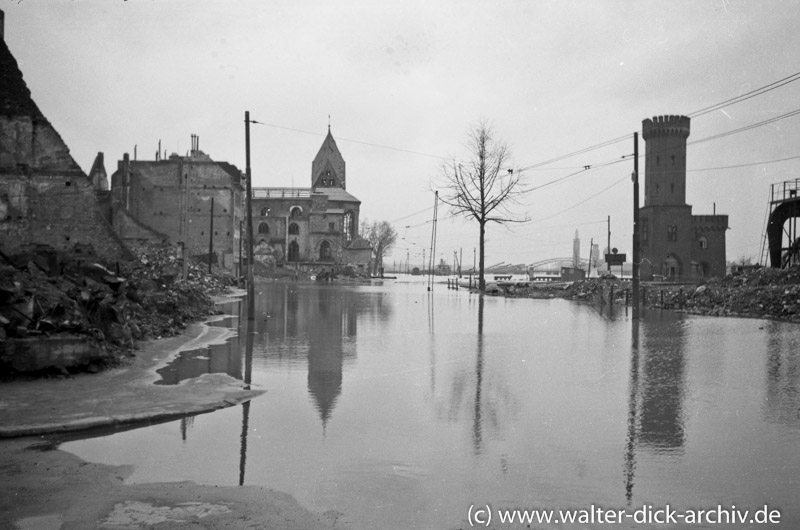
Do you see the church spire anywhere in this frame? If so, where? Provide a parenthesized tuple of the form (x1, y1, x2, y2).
(312, 125, 346, 189)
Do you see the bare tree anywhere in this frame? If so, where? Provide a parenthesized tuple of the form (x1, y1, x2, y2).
(366, 220, 398, 276)
(439, 121, 525, 291)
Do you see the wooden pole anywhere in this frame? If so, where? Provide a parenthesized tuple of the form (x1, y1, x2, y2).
(209, 197, 214, 273)
(245, 111, 255, 320)
(632, 132, 640, 319)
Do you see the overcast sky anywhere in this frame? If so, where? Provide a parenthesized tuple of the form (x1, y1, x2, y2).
(5, 1, 800, 268)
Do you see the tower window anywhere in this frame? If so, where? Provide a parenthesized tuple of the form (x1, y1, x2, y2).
(258, 222, 269, 234)
(668, 225, 678, 241)
(699, 236, 708, 249)
(288, 223, 299, 235)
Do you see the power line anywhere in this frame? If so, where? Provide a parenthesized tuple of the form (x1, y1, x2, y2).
(688, 71, 800, 118)
(688, 153, 800, 172)
(250, 120, 448, 160)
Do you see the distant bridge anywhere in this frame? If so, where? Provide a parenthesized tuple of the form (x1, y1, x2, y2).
(527, 257, 591, 270)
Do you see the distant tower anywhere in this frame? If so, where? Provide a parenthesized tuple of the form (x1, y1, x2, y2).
(642, 115, 690, 207)
(572, 229, 580, 268)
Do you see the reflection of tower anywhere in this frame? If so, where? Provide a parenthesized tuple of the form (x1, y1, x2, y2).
(306, 289, 357, 429)
(638, 311, 686, 452)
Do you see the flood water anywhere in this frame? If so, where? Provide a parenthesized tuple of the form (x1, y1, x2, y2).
(63, 278, 800, 529)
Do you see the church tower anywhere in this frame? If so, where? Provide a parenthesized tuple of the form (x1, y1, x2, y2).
(311, 127, 346, 189)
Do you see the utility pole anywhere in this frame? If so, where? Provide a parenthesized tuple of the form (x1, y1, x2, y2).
(422, 249, 425, 273)
(587, 237, 593, 277)
(244, 111, 255, 320)
(632, 132, 640, 319)
(607, 215, 611, 273)
(459, 248, 463, 277)
(208, 197, 214, 273)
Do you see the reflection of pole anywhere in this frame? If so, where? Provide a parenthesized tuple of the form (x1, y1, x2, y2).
(624, 320, 640, 504)
(632, 132, 640, 319)
(245, 111, 255, 320)
(238, 318, 254, 486)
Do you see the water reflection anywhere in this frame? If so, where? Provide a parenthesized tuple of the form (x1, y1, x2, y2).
(624, 320, 640, 505)
(473, 295, 485, 456)
(638, 310, 687, 453)
(765, 320, 800, 428)
(239, 319, 254, 486)
(624, 310, 688, 503)
(154, 317, 243, 385)
(443, 295, 518, 458)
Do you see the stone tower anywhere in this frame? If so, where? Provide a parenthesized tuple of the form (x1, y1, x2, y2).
(642, 115, 690, 207)
(639, 114, 728, 280)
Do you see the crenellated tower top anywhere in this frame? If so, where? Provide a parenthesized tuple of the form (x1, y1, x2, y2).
(642, 115, 690, 141)
(642, 115, 690, 207)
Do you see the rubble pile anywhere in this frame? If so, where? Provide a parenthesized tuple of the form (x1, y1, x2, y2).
(0, 246, 238, 374)
(509, 266, 800, 322)
(683, 266, 800, 321)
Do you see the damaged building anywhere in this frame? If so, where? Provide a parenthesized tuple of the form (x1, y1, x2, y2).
(0, 15, 132, 262)
(109, 135, 245, 271)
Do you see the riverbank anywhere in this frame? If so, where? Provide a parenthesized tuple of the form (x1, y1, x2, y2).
(505, 265, 800, 323)
(0, 310, 351, 529)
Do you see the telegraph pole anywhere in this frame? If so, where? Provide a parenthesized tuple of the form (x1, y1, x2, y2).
(208, 197, 214, 273)
(607, 215, 611, 273)
(632, 132, 640, 319)
(245, 111, 255, 320)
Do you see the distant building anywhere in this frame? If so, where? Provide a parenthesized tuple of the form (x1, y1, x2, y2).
(572, 230, 580, 268)
(0, 16, 131, 261)
(109, 135, 244, 270)
(251, 128, 371, 273)
(639, 115, 728, 281)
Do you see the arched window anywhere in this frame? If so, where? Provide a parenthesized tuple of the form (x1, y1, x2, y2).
(319, 240, 332, 261)
(258, 222, 269, 234)
(343, 211, 354, 242)
(699, 236, 708, 249)
(288, 223, 299, 235)
(288, 240, 300, 262)
(260, 207, 270, 216)
(290, 206, 303, 218)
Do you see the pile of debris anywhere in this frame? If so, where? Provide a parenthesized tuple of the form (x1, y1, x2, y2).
(509, 266, 800, 322)
(0, 245, 238, 375)
(682, 266, 800, 321)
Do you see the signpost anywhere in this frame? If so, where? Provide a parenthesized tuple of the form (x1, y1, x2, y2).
(605, 248, 627, 278)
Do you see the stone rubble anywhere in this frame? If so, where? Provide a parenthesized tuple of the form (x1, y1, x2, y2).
(502, 266, 800, 323)
(0, 245, 238, 375)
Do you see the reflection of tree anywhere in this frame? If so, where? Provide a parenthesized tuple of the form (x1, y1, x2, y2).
(764, 321, 800, 428)
(444, 295, 519, 456)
